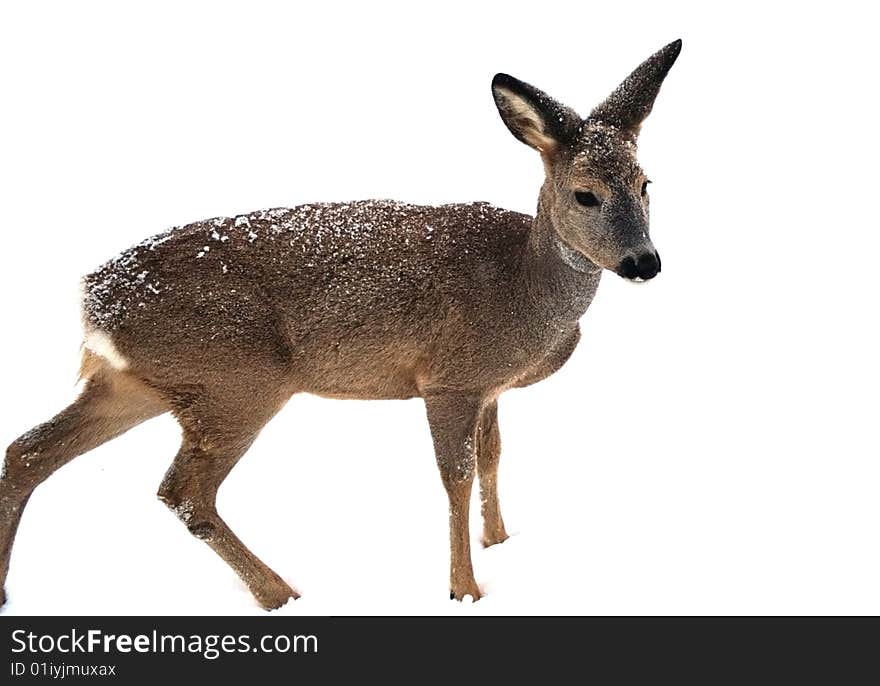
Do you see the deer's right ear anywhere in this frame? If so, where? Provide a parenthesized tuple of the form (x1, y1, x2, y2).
(492, 74, 580, 155)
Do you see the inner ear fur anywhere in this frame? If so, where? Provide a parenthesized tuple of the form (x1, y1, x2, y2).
(492, 73, 581, 155)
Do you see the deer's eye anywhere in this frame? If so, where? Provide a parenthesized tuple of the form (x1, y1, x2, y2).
(575, 191, 600, 208)
(641, 180, 651, 196)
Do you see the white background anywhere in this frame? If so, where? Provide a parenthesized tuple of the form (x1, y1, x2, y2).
(1, 1, 877, 615)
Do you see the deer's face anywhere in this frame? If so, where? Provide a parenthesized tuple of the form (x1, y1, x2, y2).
(549, 123, 658, 279)
(492, 40, 680, 281)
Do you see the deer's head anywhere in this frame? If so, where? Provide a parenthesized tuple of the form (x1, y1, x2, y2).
(492, 40, 681, 281)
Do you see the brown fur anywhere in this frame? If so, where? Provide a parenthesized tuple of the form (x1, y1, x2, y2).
(77, 349, 103, 383)
(1, 40, 680, 608)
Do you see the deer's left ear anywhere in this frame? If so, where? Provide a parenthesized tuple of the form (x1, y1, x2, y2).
(492, 74, 581, 155)
(590, 39, 682, 135)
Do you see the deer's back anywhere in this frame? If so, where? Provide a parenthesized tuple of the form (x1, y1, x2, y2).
(81, 200, 534, 399)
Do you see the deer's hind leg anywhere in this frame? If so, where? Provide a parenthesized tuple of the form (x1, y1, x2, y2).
(1, 362, 169, 606)
(157, 388, 296, 610)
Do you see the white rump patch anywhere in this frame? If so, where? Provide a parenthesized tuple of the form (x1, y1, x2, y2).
(83, 329, 130, 370)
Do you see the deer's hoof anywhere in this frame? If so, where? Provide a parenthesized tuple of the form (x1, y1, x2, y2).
(450, 580, 482, 602)
(254, 581, 299, 611)
(0, 587, 6, 608)
(481, 530, 510, 548)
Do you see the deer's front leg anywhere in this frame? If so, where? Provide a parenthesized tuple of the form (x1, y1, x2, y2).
(424, 392, 483, 601)
(477, 401, 509, 547)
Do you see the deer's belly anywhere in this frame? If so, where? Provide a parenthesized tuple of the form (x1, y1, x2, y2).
(289, 338, 424, 400)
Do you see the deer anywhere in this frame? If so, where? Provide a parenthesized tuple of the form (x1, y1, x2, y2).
(0, 40, 681, 610)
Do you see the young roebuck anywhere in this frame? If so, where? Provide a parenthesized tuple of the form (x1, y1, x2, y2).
(1, 40, 680, 609)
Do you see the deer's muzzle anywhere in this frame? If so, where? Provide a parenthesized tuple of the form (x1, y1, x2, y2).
(617, 251, 661, 281)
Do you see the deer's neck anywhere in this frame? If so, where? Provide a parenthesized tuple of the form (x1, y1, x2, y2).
(518, 183, 602, 324)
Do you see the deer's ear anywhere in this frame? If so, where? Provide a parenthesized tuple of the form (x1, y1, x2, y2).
(590, 39, 682, 135)
(492, 74, 581, 155)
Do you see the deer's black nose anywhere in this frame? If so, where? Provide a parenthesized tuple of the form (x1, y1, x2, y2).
(618, 251, 661, 280)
